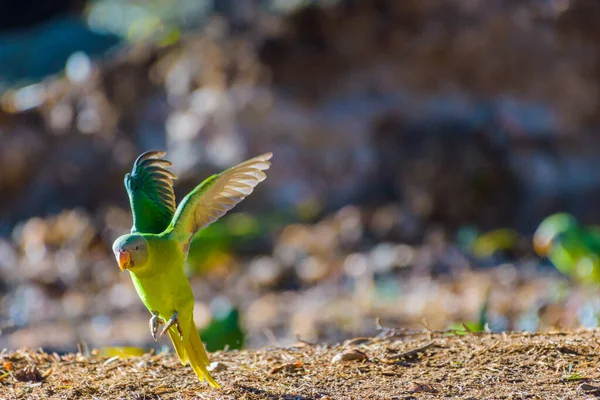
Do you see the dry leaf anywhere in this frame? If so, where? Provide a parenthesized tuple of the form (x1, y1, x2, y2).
(344, 337, 372, 347)
(270, 360, 303, 374)
(581, 383, 600, 391)
(580, 383, 600, 396)
(14, 366, 42, 382)
(331, 349, 368, 364)
(407, 382, 437, 393)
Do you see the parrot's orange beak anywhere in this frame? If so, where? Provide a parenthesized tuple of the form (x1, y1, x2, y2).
(117, 250, 131, 271)
(533, 232, 551, 257)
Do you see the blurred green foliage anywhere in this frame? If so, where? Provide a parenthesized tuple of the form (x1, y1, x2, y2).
(185, 212, 262, 275)
(86, 0, 209, 41)
(186, 206, 319, 276)
(534, 213, 600, 285)
(447, 289, 490, 334)
(200, 307, 245, 352)
(457, 227, 519, 260)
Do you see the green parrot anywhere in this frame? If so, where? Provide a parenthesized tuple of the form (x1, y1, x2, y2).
(533, 213, 600, 284)
(112, 150, 272, 388)
(200, 306, 245, 352)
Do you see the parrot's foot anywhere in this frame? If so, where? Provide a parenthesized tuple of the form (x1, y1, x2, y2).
(149, 311, 163, 341)
(160, 311, 183, 340)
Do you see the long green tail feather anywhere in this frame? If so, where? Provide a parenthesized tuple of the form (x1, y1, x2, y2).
(167, 329, 188, 366)
(187, 326, 220, 388)
(168, 323, 220, 388)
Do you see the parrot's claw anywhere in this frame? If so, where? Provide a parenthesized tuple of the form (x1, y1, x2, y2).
(149, 312, 163, 341)
(160, 312, 183, 340)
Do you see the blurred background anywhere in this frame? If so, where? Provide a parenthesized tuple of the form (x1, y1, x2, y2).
(1, 0, 600, 354)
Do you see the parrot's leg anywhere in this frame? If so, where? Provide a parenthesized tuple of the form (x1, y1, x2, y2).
(160, 311, 183, 340)
(149, 311, 163, 341)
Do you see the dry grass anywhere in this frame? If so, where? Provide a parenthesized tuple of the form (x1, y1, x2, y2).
(3, 329, 600, 399)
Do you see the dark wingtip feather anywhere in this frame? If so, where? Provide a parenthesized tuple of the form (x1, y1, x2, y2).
(133, 151, 168, 172)
(135, 150, 166, 164)
(130, 150, 178, 215)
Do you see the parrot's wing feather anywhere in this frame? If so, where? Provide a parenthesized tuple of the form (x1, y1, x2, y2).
(125, 151, 177, 234)
(168, 153, 272, 254)
(584, 226, 600, 254)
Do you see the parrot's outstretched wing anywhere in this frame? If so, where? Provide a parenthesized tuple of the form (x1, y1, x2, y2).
(125, 151, 177, 234)
(168, 153, 272, 254)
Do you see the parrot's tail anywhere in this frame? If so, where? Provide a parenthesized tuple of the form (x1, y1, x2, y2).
(168, 325, 220, 388)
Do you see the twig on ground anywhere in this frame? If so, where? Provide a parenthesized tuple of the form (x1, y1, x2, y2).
(388, 341, 436, 361)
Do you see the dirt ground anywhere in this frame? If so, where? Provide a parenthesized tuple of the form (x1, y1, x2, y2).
(2, 329, 600, 399)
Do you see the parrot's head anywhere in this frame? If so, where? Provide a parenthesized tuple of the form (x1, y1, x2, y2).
(112, 234, 149, 272)
(533, 213, 577, 258)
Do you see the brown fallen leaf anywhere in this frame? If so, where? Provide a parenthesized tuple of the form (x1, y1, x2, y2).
(3, 361, 13, 371)
(343, 337, 372, 347)
(269, 360, 303, 375)
(581, 383, 600, 391)
(331, 349, 368, 364)
(407, 382, 437, 393)
(14, 366, 42, 382)
(154, 387, 175, 395)
(580, 383, 600, 395)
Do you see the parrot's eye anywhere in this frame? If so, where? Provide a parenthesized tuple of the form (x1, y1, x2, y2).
(135, 245, 139, 250)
